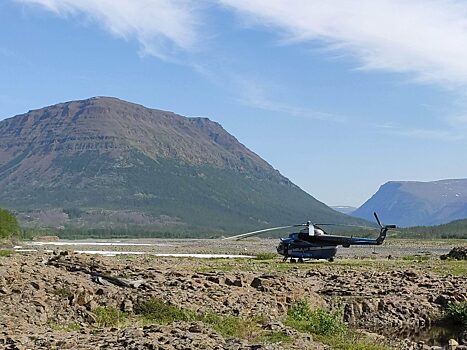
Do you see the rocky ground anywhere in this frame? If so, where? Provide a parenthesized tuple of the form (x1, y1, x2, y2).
(0, 240, 466, 350)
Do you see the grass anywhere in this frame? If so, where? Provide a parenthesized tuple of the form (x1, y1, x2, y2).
(94, 306, 127, 328)
(259, 331, 293, 343)
(134, 297, 283, 341)
(201, 312, 262, 340)
(255, 253, 277, 260)
(50, 322, 81, 332)
(402, 255, 430, 262)
(430, 260, 467, 276)
(0, 249, 13, 257)
(317, 333, 393, 350)
(285, 299, 391, 350)
(134, 297, 263, 340)
(197, 255, 467, 278)
(134, 298, 197, 324)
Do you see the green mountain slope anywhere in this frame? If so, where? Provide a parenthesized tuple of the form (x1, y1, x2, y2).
(0, 97, 367, 235)
(397, 218, 467, 239)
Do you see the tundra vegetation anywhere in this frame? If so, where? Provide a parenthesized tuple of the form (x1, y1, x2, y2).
(286, 300, 390, 350)
(106, 297, 389, 348)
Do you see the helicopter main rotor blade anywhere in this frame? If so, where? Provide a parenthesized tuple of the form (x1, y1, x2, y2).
(223, 225, 295, 241)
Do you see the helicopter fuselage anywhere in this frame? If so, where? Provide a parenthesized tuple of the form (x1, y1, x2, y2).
(276, 233, 338, 260)
(275, 225, 391, 262)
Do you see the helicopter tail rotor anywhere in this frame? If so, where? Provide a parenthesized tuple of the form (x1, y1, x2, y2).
(374, 212, 396, 244)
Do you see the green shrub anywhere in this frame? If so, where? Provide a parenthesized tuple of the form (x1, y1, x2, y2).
(285, 300, 393, 350)
(444, 302, 467, 325)
(286, 299, 346, 336)
(134, 298, 196, 324)
(94, 306, 126, 328)
(0, 250, 14, 257)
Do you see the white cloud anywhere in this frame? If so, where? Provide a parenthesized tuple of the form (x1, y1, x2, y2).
(218, 0, 467, 89)
(16, 0, 201, 60)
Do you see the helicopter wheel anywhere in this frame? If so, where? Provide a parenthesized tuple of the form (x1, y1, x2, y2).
(290, 258, 296, 263)
(298, 257, 304, 263)
(328, 257, 334, 262)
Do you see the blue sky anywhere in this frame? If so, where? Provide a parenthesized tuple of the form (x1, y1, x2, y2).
(2, 0, 467, 207)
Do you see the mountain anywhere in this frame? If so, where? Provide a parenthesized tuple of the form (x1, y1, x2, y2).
(0, 97, 366, 235)
(352, 179, 467, 227)
(331, 206, 356, 215)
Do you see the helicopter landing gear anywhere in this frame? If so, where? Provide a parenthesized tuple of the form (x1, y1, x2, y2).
(328, 257, 334, 262)
(298, 257, 304, 263)
(290, 258, 296, 263)
(282, 256, 288, 262)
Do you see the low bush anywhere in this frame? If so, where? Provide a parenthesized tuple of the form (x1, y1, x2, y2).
(286, 299, 345, 336)
(135, 298, 261, 340)
(444, 302, 467, 325)
(286, 299, 391, 350)
(0, 250, 14, 257)
(94, 306, 126, 328)
(134, 298, 196, 324)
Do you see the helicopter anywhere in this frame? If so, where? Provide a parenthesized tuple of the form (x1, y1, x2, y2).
(225, 212, 396, 262)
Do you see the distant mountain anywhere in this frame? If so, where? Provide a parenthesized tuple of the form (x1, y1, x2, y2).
(331, 206, 356, 215)
(352, 179, 467, 227)
(0, 97, 367, 235)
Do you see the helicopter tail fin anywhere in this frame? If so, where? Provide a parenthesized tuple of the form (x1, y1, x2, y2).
(374, 212, 396, 245)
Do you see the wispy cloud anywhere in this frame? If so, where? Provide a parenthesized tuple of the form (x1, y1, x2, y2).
(16, 0, 202, 61)
(236, 78, 346, 122)
(375, 122, 463, 141)
(219, 0, 467, 89)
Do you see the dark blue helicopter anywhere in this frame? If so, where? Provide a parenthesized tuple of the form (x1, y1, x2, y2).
(226, 212, 395, 262)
